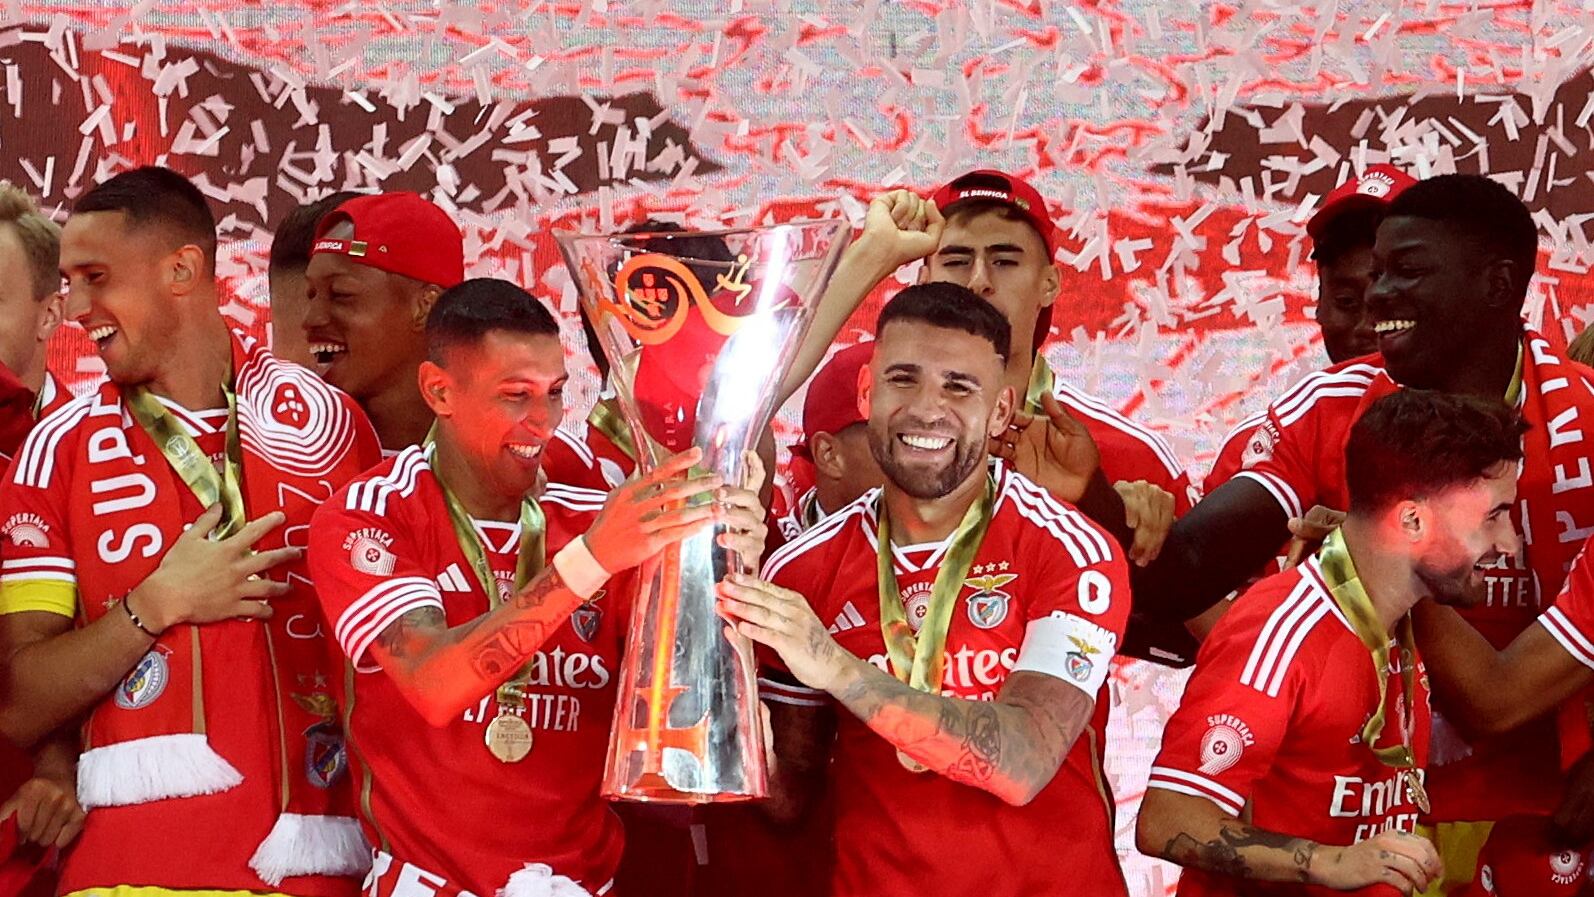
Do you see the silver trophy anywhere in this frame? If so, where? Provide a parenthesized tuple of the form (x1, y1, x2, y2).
(557, 221, 850, 802)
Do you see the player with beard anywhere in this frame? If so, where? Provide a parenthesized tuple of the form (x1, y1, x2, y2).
(1134, 174, 1594, 893)
(307, 279, 769, 897)
(266, 191, 361, 371)
(720, 283, 1133, 896)
(302, 192, 463, 452)
(1137, 389, 1524, 896)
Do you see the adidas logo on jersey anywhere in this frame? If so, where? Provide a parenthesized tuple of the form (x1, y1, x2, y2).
(829, 601, 866, 634)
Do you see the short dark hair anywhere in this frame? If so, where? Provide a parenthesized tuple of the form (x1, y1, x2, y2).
(1345, 389, 1525, 513)
(269, 191, 362, 276)
(1385, 174, 1538, 298)
(1310, 206, 1383, 267)
(74, 166, 217, 264)
(426, 277, 560, 364)
(876, 282, 1012, 365)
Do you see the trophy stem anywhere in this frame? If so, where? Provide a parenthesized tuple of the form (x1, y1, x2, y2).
(559, 220, 851, 803)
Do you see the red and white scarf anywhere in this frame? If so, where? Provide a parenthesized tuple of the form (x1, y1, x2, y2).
(73, 333, 378, 884)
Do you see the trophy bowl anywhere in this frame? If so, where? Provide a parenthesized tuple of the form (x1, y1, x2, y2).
(556, 220, 850, 802)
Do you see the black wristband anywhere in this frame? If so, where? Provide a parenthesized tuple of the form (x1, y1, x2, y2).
(123, 593, 157, 638)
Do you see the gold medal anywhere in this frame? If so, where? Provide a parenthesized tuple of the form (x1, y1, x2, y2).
(1404, 768, 1431, 815)
(485, 712, 534, 763)
(897, 749, 928, 773)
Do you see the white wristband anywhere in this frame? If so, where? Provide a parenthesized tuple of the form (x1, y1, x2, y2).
(553, 536, 611, 600)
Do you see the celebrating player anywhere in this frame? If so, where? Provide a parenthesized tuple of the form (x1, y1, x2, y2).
(267, 190, 361, 371)
(0, 183, 65, 465)
(1138, 388, 1525, 896)
(1135, 174, 1594, 891)
(307, 278, 769, 896)
(302, 192, 464, 451)
(1205, 165, 1417, 505)
(0, 166, 379, 895)
(723, 283, 1133, 896)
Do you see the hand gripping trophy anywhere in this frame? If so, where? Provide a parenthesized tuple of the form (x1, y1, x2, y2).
(557, 221, 849, 801)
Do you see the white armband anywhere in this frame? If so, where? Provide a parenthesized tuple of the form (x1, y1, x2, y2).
(553, 536, 611, 600)
(1012, 612, 1119, 696)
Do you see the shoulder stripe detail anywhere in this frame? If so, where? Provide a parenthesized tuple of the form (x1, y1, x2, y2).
(335, 577, 445, 665)
(552, 427, 596, 467)
(1147, 767, 1245, 816)
(1297, 559, 1352, 630)
(1003, 475, 1112, 566)
(1238, 575, 1331, 698)
(1539, 608, 1594, 671)
(346, 446, 428, 515)
(1216, 412, 1267, 452)
(1232, 470, 1303, 521)
(759, 493, 872, 582)
(1052, 382, 1184, 478)
(1271, 365, 1381, 422)
(1276, 385, 1374, 428)
(12, 393, 96, 489)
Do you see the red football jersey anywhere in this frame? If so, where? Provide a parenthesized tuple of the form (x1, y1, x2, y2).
(1054, 380, 1197, 514)
(308, 445, 627, 897)
(1148, 558, 1432, 897)
(1236, 356, 1564, 822)
(1540, 544, 1594, 672)
(539, 422, 633, 494)
(759, 462, 1132, 897)
(1205, 410, 1266, 494)
(0, 379, 368, 897)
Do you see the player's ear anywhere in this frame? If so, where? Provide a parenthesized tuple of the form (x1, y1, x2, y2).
(418, 360, 451, 417)
(1396, 500, 1424, 542)
(988, 385, 1016, 438)
(856, 363, 873, 422)
(413, 282, 444, 330)
(812, 432, 846, 480)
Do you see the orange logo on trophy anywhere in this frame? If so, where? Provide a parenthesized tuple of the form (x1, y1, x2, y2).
(558, 222, 850, 802)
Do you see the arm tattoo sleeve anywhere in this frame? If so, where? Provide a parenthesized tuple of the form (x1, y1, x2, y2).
(830, 664, 1090, 803)
(1161, 822, 1317, 883)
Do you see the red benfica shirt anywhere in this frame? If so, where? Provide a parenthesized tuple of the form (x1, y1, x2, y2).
(0, 394, 359, 897)
(1149, 559, 1432, 897)
(759, 463, 1132, 897)
(308, 445, 626, 897)
(1053, 380, 1197, 514)
(539, 423, 632, 494)
(1235, 355, 1562, 822)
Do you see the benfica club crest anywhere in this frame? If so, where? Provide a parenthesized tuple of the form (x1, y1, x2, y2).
(303, 719, 347, 789)
(115, 648, 170, 710)
(1064, 636, 1101, 683)
(964, 573, 1018, 629)
(571, 591, 605, 642)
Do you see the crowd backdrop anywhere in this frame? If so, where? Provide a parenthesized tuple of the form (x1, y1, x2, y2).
(5, 2, 1594, 893)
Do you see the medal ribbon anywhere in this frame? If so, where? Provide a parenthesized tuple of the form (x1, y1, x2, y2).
(126, 375, 246, 540)
(875, 475, 996, 695)
(124, 372, 246, 741)
(427, 438, 546, 717)
(586, 395, 637, 461)
(1024, 354, 1054, 416)
(1317, 529, 1418, 770)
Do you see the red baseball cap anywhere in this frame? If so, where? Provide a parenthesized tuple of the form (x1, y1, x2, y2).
(931, 169, 1060, 258)
(791, 342, 874, 461)
(1306, 164, 1418, 240)
(931, 170, 1060, 351)
(1456, 815, 1590, 897)
(311, 192, 465, 288)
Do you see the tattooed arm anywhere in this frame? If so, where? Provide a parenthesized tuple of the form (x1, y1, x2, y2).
(1136, 789, 1442, 892)
(718, 573, 1092, 806)
(366, 567, 589, 727)
(830, 660, 1090, 806)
